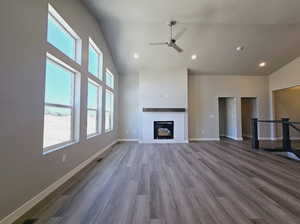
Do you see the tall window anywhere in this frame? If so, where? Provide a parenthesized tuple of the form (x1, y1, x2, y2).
(43, 56, 78, 151)
(105, 90, 114, 132)
(43, 4, 81, 153)
(87, 81, 102, 137)
(88, 38, 103, 79)
(47, 4, 81, 63)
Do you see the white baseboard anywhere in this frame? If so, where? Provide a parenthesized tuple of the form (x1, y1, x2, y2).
(0, 140, 118, 224)
(235, 137, 244, 141)
(189, 138, 220, 141)
(139, 140, 189, 144)
(259, 137, 274, 140)
(259, 137, 300, 141)
(118, 139, 139, 142)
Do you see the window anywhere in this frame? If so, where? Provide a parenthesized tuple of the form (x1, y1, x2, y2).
(105, 90, 114, 132)
(88, 38, 103, 79)
(105, 69, 114, 89)
(43, 55, 79, 152)
(47, 4, 81, 63)
(87, 81, 102, 137)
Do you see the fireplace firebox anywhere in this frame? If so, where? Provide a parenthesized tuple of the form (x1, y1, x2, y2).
(154, 121, 174, 139)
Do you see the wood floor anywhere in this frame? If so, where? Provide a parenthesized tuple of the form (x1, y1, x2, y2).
(18, 139, 300, 224)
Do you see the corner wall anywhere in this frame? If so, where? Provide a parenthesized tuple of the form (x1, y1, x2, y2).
(269, 57, 300, 139)
(0, 0, 119, 221)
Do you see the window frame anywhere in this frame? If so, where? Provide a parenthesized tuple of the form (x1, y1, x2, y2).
(105, 68, 114, 89)
(47, 4, 82, 64)
(88, 38, 103, 79)
(43, 53, 80, 154)
(105, 89, 114, 133)
(87, 79, 102, 138)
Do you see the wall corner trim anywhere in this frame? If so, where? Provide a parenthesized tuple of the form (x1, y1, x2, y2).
(0, 140, 118, 224)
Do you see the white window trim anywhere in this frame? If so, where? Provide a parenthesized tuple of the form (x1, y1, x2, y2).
(105, 89, 114, 133)
(88, 37, 103, 79)
(48, 4, 82, 64)
(87, 79, 102, 138)
(43, 54, 81, 154)
(105, 68, 114, 89)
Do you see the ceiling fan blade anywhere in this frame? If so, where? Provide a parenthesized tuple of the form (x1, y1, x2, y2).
(172, 44, 183, 53)
(149, 42, 168, 46)
(173, 27, 187, 41)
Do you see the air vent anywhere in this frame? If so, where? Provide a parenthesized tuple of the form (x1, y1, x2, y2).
(23, 219, 38, 224)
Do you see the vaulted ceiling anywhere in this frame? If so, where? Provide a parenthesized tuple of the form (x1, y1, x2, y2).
(83, 0, 300, 76)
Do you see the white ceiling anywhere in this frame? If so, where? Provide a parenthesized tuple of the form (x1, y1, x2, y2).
(83, 0, 300, 76)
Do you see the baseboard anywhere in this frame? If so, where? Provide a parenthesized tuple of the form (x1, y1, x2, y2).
(0, 140, 118, 224)
(139, 140, 189, 144)
(235, 137, 244, 141)
(118, 139, 139, 142)
(259, 137, 275, 140)
(263, 137, 300, 141)
(189, 138, 220, 141)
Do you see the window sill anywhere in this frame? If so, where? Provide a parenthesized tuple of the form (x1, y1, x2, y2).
(105, 129, 114, 134)
(87, 133, 102, 140)
(43, 141, 78, 155)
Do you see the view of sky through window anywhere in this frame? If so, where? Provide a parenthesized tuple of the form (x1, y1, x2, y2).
(47, 14, 76, 60)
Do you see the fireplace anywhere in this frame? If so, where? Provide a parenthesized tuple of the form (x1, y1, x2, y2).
(154, 121, 174, 139)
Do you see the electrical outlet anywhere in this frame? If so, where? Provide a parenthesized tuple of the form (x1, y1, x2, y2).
(62, 154, 67, 162)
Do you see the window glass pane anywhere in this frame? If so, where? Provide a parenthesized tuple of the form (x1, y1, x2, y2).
(43, 106, 72, 148)
(106, 71, 114, 89)
(47, 14, 76, 59)
(87, 82, 98, 109)
(87, 110, 97, 136)
(105, 90, 114, 131)
(45, 60, 73, 106)
(88, 45, 100, 77)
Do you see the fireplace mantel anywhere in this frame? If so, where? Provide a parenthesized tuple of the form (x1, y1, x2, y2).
(143, 108, 186, 112)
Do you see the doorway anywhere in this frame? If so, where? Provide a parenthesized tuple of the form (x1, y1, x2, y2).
(241, 97, 257, 139)
(218, 97, 236, 139)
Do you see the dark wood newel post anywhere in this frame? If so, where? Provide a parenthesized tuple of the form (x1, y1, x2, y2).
(282, 118, 291, 151)
(251, 118, 259, 149)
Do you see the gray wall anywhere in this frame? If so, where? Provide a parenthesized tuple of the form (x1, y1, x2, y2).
(188, 74, 270, 139)
(274, 87, 300, 138)
(118, 74, 139, 140)
(0, 0, 119, 220)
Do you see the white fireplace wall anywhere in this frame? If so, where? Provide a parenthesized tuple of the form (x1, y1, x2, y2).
(138, 68, 188, 142)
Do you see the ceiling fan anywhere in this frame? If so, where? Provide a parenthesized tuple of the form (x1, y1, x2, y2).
(149, 21, 186, 53)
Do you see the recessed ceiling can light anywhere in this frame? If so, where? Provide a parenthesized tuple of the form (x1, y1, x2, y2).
(133, 53, 139, 59)
(236, 46, 244, 51)
(259, 62, 267, 67)
(191, 54, 197, 60)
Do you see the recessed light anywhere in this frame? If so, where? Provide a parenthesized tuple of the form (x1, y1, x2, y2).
(259, 62, 267, 67)
(191, 54, 197, 60)
(133, 53, 139, 59)
(236, 46, 244, 51)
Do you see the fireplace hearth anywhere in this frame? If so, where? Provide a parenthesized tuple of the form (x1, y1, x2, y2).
(154, 121, 174, 139)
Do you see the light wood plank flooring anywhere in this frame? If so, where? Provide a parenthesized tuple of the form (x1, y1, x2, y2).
(17, 139, 300, 224)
